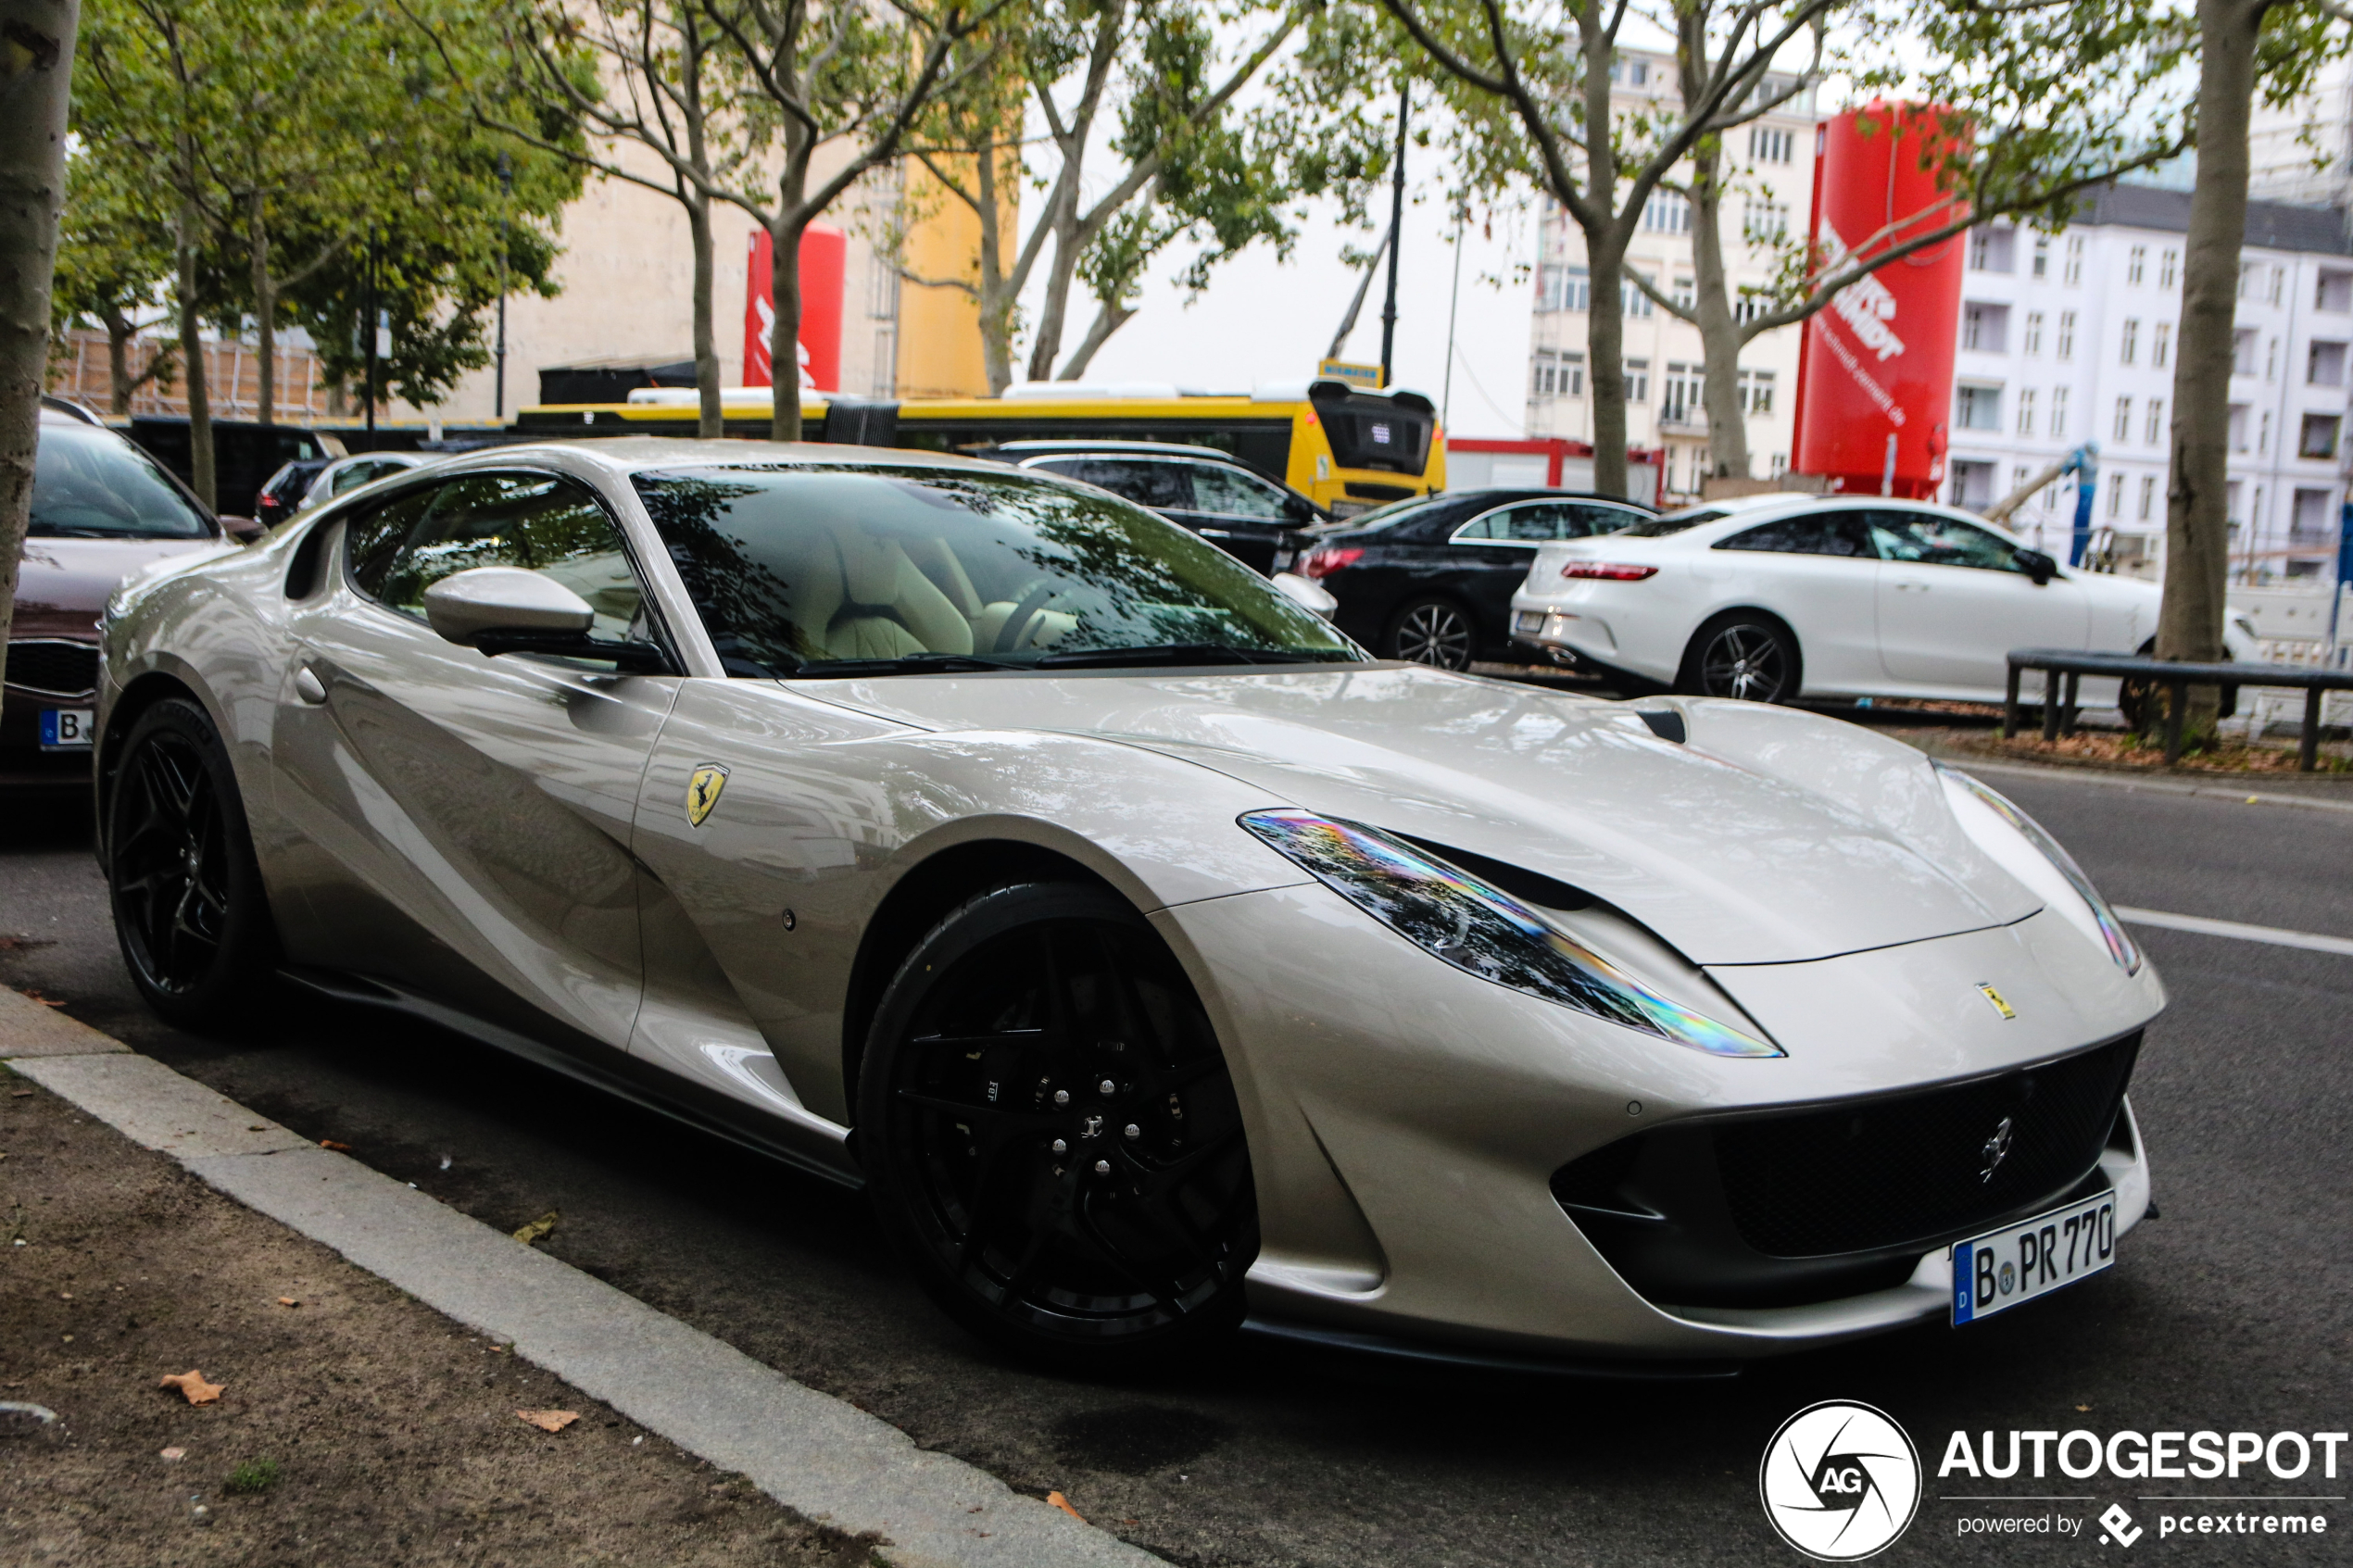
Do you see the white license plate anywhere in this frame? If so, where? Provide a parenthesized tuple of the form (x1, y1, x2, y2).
(1952, 1190, 2116, 1324)
(39, 709, 94, 750)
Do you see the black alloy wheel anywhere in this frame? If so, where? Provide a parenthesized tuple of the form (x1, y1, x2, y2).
(1388, 597, 1475, 670)
(858, 882, 1258, 1371)
(106, 698, 277, 1028)
(1683, 615, 1798, 703)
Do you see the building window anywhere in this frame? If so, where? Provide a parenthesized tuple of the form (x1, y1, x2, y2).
(1562, 352, 1585, 395)
(1743, 199, 1790, 241)
(2128, 245, 2146, 284)
(1737, 366, 1776, 414)
(2109, 474, 2124, 519)
(2050, 386, 2069, 437)
(2057, 311, 2076, 359)
(2271, 266, 2285, 305)
(2229, 404, 2249, 451)
(1963, 302, 2009, 352)
(2017, 388, 2038, 435)
(1969, 228, 2015, 272)
(2113, 396, 2133, 441)
(1749, 126, 1793, 163)
(2159, 248, 2178, 288)
(2152, 321, 2171, 369)
(1540, 264, 1591, 312)
(1660, 362, 1704, 422)
(2267, 336, 2279, 381)
(1733, 293, 1766, 324)
(2233, 329, 2258, 375)
(2064, 235, 2084, 285)
(2301, 412, 2342, 458)
(2293, 487, 2334, 538)
(1672, 275, 1695, 309)
(2310, 340, 2348, 386)
(1531, 350, 1558, 397)
(1623, 358, 1650, 402)
(1622, 277, 1655, 317)
(1608, 55, 1650, 85)
(2032, 234, 2050, 279)
(2023, 311, 2044, 355)
(2260, 410, 2271, 454)
(2120, 319, 2139, 365)
(2011, 465, 2034, 504)
(1768, 451, 1788, 477)
(2240, 260, 2259, 298)
(1957, 383, 2002, 431)
(2318, 270, 2353, 311)
(2139, 474, 2157, 521)
(1643, 191, 1691, 234)
(2145, 399, 2164, 445)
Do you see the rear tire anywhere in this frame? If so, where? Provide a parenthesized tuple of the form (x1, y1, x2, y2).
(105, 697, 278, 1030)
(1677, 613, 1800, 703)
(856, 882, 1257, 1373)
(1386, 596, 1476, 670)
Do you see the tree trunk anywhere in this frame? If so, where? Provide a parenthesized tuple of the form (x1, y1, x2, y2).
(975, 144, 1013, 395)
(104, 303, 134, 414)
(176, 200, 215, 508)
(687, 193, 722, 439)
(1587, 239, 1629, 499)
(248, 190, 275, 426)
(1026, 202, 1084, 384)
(2158, 0, 2257, 734)
(767, 214, 806, 442)
(1688, 145, 1750, 481)
(1056, 297, 1136, 380)
(0, 0, 81, 699)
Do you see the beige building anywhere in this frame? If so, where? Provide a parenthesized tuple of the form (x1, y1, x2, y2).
(1523, 55, 1823, 503)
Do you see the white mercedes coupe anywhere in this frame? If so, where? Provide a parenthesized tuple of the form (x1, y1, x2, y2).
(94, 442, 2162, 1371)
(1509, 494, 2257, 707)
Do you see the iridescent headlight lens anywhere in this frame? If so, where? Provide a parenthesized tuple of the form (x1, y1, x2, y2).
(1239, 809, 1782, 1058)
(1936, 764, 2142, 974)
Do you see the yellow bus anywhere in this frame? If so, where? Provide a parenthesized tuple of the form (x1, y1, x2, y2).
(513, 379, 1446, 517)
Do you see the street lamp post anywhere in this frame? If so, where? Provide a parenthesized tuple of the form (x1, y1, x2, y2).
(1378, 81, 1408, 389)
(496, 151, 511, 420)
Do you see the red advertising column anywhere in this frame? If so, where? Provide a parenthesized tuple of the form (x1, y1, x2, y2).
(743, 223, 847, 391)
(1792, 104, 1968, 498)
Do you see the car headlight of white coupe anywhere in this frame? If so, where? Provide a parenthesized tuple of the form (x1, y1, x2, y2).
(1935, 764, 2142, 974)
(1239, 809, 1783, 1058)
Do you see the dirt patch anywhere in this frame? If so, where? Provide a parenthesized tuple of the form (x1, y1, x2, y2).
(0, 1063, 884, 1566)
(1919, 725, 2353, 774)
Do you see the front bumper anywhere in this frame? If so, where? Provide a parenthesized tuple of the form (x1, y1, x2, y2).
(1154, 884, 2161, 1362)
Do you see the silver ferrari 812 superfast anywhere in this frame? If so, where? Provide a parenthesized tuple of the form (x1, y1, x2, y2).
(94, 440, 2162, 1371)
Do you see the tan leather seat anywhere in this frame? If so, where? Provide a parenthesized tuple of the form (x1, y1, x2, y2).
(795, 528, 975, 660)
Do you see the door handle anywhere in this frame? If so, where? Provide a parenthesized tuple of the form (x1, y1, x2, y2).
(294, 666, 328, 705)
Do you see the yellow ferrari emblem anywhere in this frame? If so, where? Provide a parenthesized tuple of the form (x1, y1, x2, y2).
(1977, 983, 2016, 1021)
(686, 763, 729, 827)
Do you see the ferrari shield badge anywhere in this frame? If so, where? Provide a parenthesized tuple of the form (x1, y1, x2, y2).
(686, 763, 730, 827)
(1976, 983, 2016, 1021)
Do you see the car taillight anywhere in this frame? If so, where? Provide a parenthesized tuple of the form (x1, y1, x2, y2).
(1302, 546, 1364, 580)
(1558, 561, 1657, 581)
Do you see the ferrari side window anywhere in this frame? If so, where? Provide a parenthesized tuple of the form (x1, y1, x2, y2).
(359, 473, 647, 640)
(343, 486, 438, 598)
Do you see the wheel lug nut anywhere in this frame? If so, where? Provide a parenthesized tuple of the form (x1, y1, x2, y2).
(1093, 1160, 1111, 1174)
(1099, 1079, 1115, 1096)
(1051, 1138, 1067, 1154)
(1053, 1089, 1070, 1105)
(1124, 1123, 1140, 1139)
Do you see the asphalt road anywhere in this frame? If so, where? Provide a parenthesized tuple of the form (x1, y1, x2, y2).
(5, 757, 2348, 1567)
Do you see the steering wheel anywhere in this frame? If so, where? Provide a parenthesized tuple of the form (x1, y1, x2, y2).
(992, 580, 1061, 653)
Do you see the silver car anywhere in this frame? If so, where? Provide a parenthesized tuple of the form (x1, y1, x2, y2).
(94, 441, 2164, 1370)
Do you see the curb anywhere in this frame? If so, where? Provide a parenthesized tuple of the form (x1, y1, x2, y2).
(0, 988, 1159, 1568)
(1917, 749, 2353, 815)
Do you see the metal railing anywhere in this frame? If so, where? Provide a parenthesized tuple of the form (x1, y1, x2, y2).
(2006, 648, 2353, 771)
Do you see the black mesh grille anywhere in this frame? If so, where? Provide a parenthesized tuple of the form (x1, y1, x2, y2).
(1717, 1036, 2137, 1258)
(5, 639, 100, 698)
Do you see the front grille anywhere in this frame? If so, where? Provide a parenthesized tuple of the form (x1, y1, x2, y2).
(1717, 1036, 2137, 1257)
(5, 639, 101, 698)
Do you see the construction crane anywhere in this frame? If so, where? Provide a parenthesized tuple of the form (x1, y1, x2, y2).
(1982, 442, 2101, 564)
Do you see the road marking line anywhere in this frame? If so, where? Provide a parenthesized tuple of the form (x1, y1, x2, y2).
(2115, 906, 2353, 957)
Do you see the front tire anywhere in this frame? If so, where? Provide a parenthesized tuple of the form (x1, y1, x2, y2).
(857, 882, 1257, 1372)
(105, 697, 278, 1029)
(1386, 596, 1476, 669)
(1678, 613, 1800, 703)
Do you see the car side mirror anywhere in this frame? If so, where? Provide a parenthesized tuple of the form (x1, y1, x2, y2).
(1282, 495, 1317, 523)
(423, 566, 594, 645)
(2015, 548, 2057, 585)
(220, 515, 267, 544)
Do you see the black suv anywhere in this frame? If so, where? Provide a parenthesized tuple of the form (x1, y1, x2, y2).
(987, 441, 1326, 574)
(1292, 488, 1654, 668)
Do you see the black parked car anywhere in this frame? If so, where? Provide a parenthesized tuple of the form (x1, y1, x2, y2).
(987, 441, 1325, 574)
(1293, 488, 1654, 668)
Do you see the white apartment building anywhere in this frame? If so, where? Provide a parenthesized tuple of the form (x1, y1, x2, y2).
(1943, 185, 2352, 584)
(1522, 55, 1822, 503)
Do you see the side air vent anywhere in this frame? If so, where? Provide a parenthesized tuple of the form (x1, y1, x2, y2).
(1636, 710, 1686, 744)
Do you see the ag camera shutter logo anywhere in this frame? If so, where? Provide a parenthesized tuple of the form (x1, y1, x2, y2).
(1760, 1400, 1921, 1560)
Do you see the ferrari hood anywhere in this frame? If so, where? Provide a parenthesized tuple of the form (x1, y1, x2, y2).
(799, 665, 2040, 965)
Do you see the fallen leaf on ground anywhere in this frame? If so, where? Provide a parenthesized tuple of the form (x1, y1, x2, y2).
(510, 1210, 560, 1246)
(159, 1370, 224, 1404)
(319, 1139, 351, 1151)
(277, 1298, 298, 1307)
(16, 989, 66, 1008)
(8, 1090, 31, 1098)
(1047, 1491, 1087, 1524)
(516, 1410, 579, 1433)
(160, 1447, 185, 1461)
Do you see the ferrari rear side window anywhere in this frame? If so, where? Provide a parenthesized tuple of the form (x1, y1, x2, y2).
(632, 464, 1358, 676)
(345, 473, 646, 640)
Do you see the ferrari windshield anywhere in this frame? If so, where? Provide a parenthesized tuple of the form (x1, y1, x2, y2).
(633, 464, 1361, 675)
(31, 423, 211, 539)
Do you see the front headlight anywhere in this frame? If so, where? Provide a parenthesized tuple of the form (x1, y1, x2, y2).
(1239, 809, 1782, 1059)
(1935, 764, 2142, 974)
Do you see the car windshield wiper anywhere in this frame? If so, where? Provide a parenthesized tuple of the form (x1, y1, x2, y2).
(1034, 643, 1352, 670)
(786, 652, 1033, 679)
